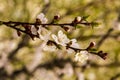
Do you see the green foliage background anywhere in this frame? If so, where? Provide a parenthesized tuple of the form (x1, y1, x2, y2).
(0, 0, 120, 80)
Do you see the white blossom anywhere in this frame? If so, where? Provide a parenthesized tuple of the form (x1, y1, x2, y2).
(37, 13, 48, 24)
(67, 39, 80, 54)
(75, 51, 88, 63)
(38, 28, 51, 41)
(66, 48, 74, 54)
(70, 39, 80, 48)
(51, 30, 70, 46)
(31, 25, 38, 35)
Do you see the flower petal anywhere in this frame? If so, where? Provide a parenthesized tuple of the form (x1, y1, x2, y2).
(75, 51, 88, 63)
(67, 48, 74, 54)
(51, 34, 60, 44)
(37, 13, 45, 20)
(70, 39, 79, 48)
(43, 45, 56, 52)
(42, 18, 48, 23)
(31, 25, 38, 35)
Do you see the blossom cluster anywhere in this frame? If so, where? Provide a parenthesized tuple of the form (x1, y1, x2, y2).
(0, 13, 107, 64)
(30, 13, 90, 63)
(42, 30, 90, 63)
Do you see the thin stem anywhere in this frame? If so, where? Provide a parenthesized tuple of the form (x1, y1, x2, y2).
(0, 21, 92, 26)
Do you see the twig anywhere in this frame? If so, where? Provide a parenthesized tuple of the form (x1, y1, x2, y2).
(96, 28, 114, 49)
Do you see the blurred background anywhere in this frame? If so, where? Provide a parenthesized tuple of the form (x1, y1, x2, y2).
(0, 0, 120, 80)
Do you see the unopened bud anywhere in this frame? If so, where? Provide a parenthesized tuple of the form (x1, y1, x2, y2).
(17, 30, 21, 37)
(54, 14, 60, 20)
(87, 42, 96, 50)
(98, 51, 107, 60)
(89, 42, 96, 47)
(74, 16, 82, 23)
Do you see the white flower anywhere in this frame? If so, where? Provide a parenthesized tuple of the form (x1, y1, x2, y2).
(66, 48, 74, 54)
(38, 28, 51, 41)
(67, 39, 80, 54)
(43, 45, 56, 52)
(70, 39, 79, 48)
(37, 13, 48, 23)
(75, 51, 88, 63)
(31, 25, 38, 35)
(51, 30, 70, 46)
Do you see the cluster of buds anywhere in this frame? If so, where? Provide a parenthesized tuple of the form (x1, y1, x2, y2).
(97, 51, 107, 60)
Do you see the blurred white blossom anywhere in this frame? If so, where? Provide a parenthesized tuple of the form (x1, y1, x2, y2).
(0, 53, 7, 68)
(43, 45, 56, 52)
(52, 30, 70, 46)
(67, 39, 80, 54)
(38, 28, 51, 41)
(75, 51, 88, 63)
(31, 25, 38, 35)
(37, 13, 48, 24)
(44, 0, 49, 4)
(70, 39, 80, 48)
(66, 48, 75, 54)
(78, 72, 85, 80)
(88, 72, 96, 80)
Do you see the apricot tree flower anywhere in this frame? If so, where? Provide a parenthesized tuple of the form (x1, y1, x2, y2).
(38, 28, 51, 41)
(0, 13, 107, 65)
(75, 51, 89, 63)
(67, 39, 80, 54)
(37, 13, 48, 24)
(69, 39, 80, 48)
(51, 30, 70, 46)
(31, 25, 38, 35)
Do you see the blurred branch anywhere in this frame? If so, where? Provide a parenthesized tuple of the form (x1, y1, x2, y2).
(0, 66, 32, 80)
(77, 32, 120, 40)
(8, 35, 30, 60)
(96, 28, 114, 49)
(111, 73, 120, 80)
(1, 58, 120, 79)
(28, 58, 120, 76)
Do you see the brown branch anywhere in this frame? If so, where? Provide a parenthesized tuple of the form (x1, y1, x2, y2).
(47, 40, 107, 60)
(1, 21, 93, 27)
